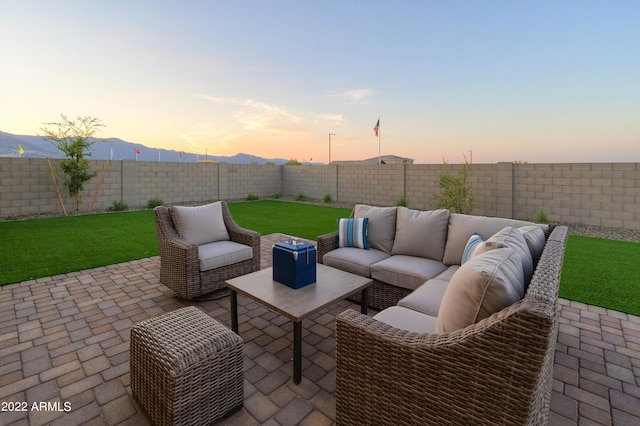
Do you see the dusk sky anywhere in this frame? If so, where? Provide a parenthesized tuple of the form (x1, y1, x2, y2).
(2, 1, 638, 164)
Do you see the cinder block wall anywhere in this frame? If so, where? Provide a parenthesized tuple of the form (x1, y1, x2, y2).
(283, 165, 338, 200)
(2, 158, 639, 230)
(336, 164, 405, 206)
(514, 163, 640, 229)
(220, 163, 282, 200)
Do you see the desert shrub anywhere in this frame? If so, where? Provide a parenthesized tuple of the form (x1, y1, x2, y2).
(247, 193, 260, 201)
(107, 201, 129, 212)
(433, 159, 476, 214)
(395, 196, 408, 207)
(147, 198, 164, 209)
(323, 193, 333, 203)
(271, 193, 282, 199)
(534, 209, 550, 223)
(295, 192, 307, 201)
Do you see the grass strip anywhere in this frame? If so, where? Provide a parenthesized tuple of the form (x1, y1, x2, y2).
(227, 200, 350, 241)
(559, 235, 640, 316)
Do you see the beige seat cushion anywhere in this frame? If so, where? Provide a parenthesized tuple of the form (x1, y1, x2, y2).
(370, 255, 448, 291)
(374, 306, 438, 334)
(391, 207, 450, 261)
(323, 247, 390, 278)
(398, 278, 449, 317)
(170, 202, 229, 246)
(354, 205, 397, 254)
(436, 247, 525, 333)
(198, 241, 253, 272)
(474, 227, 534, 285)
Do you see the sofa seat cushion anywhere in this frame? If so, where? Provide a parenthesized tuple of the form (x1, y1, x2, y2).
(443, 213, 546, 266)
(391, 207, 450, 261)
(323, 247, 390, 278)
(432, 265, 460, 281)
(371, 255, 448, 291)
(397, 278, 449, 317)
(436, 247, 525, 333)
(170, 201, 230, 246)
(475, 227, 534, 285)
(198, 241, 253, 272)
(354, 205, 397, 254)
(373, 306, 438, 334)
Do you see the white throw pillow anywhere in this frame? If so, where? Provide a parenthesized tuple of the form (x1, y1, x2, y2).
(169, 202, 230, 246)
(436, 247, 525, 333)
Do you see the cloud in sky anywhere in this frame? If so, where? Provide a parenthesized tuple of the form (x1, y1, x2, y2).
(315, 113, 344, 126)
(197, 94, 302, 133)
(326, 89, 375, 102)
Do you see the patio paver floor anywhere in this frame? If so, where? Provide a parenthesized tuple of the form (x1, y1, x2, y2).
(1, 233, 639, 425)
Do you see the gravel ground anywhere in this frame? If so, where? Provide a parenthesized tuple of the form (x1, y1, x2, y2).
(561, 222, 640, 243)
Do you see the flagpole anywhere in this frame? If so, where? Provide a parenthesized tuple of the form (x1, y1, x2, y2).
(378, 116, 381, 165)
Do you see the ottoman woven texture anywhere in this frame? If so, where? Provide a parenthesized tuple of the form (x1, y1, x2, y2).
(131, 306, 244, 426)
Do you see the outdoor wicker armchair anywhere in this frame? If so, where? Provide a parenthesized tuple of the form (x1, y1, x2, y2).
(154, 202, 260, 300)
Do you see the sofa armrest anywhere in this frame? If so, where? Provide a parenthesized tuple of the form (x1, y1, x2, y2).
(316, 231, 339, 264)
(335, 303, 556, 425)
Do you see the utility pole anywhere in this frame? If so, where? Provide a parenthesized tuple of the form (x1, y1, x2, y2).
(329, 133, 335, 164)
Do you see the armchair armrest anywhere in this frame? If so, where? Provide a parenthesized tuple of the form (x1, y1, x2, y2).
(335, 302, 556, 425)
(220, 201, 261, 270)
(153, 207, 201, 298)
(316, 231, 339, 264)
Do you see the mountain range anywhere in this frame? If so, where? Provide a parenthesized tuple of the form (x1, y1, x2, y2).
(0, 131, 291, 165)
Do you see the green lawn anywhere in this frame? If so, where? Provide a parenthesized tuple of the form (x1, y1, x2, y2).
(559, 235, 640, 315)
(1, 200, 639, 316)
(0, 201, 350, 286)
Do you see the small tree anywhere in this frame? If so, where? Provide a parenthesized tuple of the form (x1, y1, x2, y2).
(433, 157, 477, 214)
(41, 114, 104, 214)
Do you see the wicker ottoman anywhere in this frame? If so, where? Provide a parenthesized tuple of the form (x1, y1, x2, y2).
(131, 306, 244, 426)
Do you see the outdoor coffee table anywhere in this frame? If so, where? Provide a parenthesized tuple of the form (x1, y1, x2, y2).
(225, 264, 372, 384)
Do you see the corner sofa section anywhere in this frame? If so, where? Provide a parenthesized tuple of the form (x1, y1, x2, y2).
(317, 204, 568, 424)
(317, 204, 550, 312)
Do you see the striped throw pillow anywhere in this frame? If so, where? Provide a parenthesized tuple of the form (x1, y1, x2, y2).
(338, 218, 370, 249)
(461, 233, 484, 264)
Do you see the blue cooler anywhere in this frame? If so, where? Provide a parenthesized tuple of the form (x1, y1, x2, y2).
(272, 241, 317, 289)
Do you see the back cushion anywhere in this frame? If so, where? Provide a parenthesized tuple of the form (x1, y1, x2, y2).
(354, 205, 397, 253)
(436, 247, 525, 333)
(443, 213, 546, 265)
(169, 202, 230, 246)
(391, 207, 450, 261)
(474, 227, 534, 285)
(518, 225, 547, 265)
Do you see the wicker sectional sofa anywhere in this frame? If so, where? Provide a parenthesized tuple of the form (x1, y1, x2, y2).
(317, 205, 568, 425)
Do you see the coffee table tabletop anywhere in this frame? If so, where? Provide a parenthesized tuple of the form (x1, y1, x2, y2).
(226, 264, 372, 321)
(225, 264, 372, 384)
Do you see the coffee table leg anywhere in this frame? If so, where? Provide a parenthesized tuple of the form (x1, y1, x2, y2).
(361, 287, 369, 315)
(293, 321, 302, 384)
(230, 290, 239, 334)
